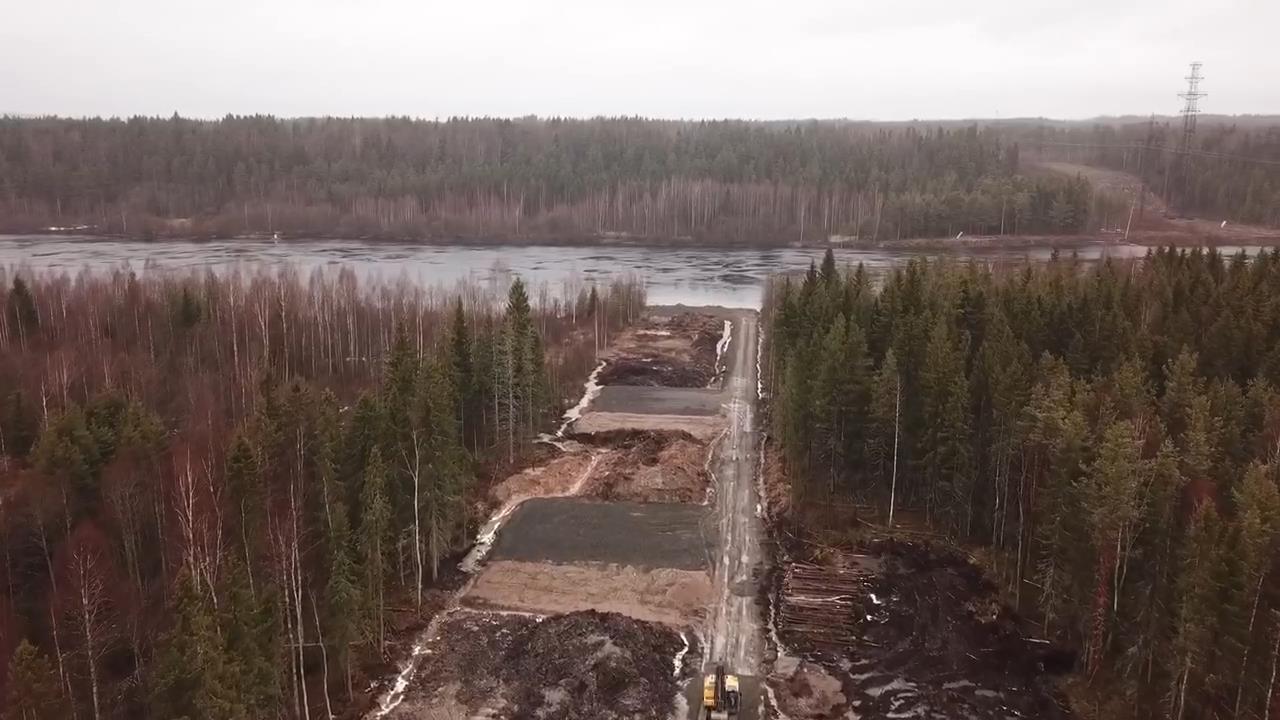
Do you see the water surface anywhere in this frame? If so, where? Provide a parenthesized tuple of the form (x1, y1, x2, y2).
(0, 236, 1260, 308)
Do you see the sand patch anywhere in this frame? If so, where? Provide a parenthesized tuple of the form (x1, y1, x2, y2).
(573, 411, 726, 440)
(463, 560, 713, 627)
(491, 452, 596, 506)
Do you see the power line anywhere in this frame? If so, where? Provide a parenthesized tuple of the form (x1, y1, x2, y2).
(1033, 141, 1280, 168)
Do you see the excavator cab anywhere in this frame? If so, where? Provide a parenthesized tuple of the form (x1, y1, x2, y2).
(702, 664, 741, 719)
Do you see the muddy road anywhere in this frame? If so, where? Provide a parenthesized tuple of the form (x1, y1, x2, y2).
(692, 311, 766, 719)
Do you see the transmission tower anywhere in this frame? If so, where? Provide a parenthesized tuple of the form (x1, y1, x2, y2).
(1169, 62, 1207, 214)
(1178, 61, 1207, 153)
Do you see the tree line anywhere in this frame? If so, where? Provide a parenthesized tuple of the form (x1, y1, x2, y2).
(0, 266, 644, 719)
(0, 115, 1107, 244)
(766, 248, 1280, 718)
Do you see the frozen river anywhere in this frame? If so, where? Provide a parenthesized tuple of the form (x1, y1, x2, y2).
(0, 235, 1249, 308)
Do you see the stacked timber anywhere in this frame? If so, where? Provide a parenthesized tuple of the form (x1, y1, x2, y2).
(777, 562, 870, 649)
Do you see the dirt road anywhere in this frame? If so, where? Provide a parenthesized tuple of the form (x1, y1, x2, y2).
(694, 310, 764, 719)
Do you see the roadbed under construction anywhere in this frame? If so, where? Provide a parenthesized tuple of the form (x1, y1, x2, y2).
(372, 309, 747, 720)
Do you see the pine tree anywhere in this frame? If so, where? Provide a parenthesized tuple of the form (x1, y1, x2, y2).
(5, 640, 69, 720)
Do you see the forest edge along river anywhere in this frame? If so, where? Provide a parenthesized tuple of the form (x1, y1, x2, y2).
(4, 235, 1267, 309)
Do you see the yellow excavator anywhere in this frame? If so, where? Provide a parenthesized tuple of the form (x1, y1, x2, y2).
(701, 664, 741, 719)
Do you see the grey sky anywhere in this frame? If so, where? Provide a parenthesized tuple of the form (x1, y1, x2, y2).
(3, 0, 1277, 120)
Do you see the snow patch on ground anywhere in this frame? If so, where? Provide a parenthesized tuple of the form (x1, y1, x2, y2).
(756, 327, 766, 400)
(556, 360, 606, 436)
(673, 632, 690, 678)
(371, 607, 462, 717)
(708, 320, 732, 387)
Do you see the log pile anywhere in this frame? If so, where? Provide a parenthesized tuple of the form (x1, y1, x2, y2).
(777, 562, 871, 650)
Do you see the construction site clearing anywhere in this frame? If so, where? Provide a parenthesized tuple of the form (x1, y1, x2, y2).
(370, 310, 733, 719)
(765, 537, 1075, 719)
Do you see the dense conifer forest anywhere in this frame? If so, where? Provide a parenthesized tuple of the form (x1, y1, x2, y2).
(0, 116, 1113, 243)
(0, 266, 643, 718)
(766, 248, 1280, 718)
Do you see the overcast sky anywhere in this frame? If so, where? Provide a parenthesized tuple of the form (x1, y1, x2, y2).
(3, 0, 1277, 121)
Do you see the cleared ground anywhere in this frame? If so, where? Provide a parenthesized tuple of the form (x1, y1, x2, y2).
(463, 560, 712, 626)
(766, 539, 1073, 719)
(589, 385, 724, 415)
(488, 497, 714, 570)
(597, 312, 724, 387)
(572, 411, 726, 440)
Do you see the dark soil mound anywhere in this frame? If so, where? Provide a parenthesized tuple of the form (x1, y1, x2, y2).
(413, 610, 688, 720)
(597, 356, 714, 387)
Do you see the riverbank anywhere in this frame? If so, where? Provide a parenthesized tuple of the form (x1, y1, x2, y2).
(11, 225, 1280, 249)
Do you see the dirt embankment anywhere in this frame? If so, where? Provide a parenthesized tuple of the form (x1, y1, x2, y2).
(767, 537, 1073, 720)
(583, 431, 711, 503)
(387, 610, 693, 720)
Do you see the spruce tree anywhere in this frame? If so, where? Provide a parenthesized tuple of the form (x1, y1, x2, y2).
(6, 276, 39, 340)
(921, 315, 972, 535)
(324, 499, 360, 700)
(5, 640, 69, 720)
(1226, 464, 1280, 717)
(149, 573, 237, 720)
(219, 561, 279, 715)
(1170, 502, 1225, 720)
(359, 445, 391, 654)
(0, 389, 37, 458)
(448, 299, 477, 450)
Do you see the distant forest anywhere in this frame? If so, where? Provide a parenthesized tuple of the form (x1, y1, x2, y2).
(0, 266, 644, 719)
(766, 249, 1280, 718)
(0, 115, 1127, 244)
(1023, 118, 1280, 226)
